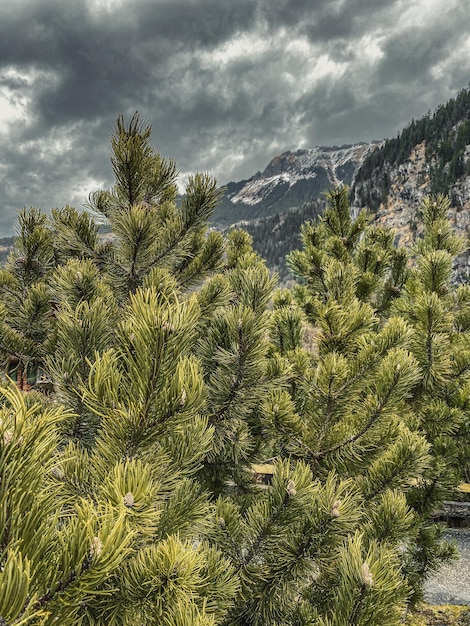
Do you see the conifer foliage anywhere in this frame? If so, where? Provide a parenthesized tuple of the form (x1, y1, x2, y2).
(284, 188, 468, 609)
(0, 114, 237, 625)
(0, 118, 469, 625)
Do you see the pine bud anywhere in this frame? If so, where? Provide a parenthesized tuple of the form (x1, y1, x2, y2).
(89, 536, 103, 559)
(180, 389, 187, 407)
(75, 271, 83, 283)
(124, 492, 135, 508)
(330, 499, 341, 518)
(361, 562, 373, 588)
(3, 429, 13, 446)
(163, 322, 175, 333)
(273, 404, 279, 414)
(237, 318, 243, 330)
(51, 466, 65, 480)
(286, 480, 297, 497)
(218, 517, 225, 528)
(3, 430, 23, 447)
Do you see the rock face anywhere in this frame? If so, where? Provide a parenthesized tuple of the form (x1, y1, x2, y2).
(213, 143, 380, 225)
(353, 142, 470, 245)
(352, 141, 470, 280)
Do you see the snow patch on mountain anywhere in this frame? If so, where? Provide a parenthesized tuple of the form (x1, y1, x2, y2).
(230, 143, 380, 207)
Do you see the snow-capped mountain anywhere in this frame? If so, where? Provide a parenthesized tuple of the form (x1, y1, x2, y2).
(235, 87, 470, 283)
(213, 142, 380, 225)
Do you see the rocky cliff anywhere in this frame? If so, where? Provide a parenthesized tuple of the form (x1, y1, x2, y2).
(353, 142, 470, 252)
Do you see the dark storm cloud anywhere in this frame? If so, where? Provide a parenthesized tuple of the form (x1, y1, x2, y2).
(0, 0, 257, 146)
(293, 1, 470, 146)
(258, 0, 396, 47)
(0, 0, 468, 234)
(375, 5, 469, 86)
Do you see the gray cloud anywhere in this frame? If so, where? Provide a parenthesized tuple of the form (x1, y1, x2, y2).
(0, 0, 468, 234)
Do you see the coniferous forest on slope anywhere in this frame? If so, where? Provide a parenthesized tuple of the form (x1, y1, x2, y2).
(0, 114, 469, 625)
(354, 87, 470, 211)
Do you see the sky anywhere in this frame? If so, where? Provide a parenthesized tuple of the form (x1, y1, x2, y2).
(0, 0, 469, 236)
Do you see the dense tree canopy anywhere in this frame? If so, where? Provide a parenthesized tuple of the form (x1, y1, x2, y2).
(0, 116, 469, 625)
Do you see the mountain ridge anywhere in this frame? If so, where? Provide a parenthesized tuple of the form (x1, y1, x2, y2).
(213, 142, 381, 225)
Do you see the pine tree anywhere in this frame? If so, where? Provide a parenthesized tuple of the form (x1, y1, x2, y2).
(276, 187, 468, 619)
(0, 114, 290, 624)
(0, 288, 239, 624)
(0, 207, 57, 391)
(0, 114, 240, 625)
(393, 194, 470, 601)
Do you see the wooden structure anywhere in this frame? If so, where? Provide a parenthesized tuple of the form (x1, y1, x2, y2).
(5, 357, 52, 392)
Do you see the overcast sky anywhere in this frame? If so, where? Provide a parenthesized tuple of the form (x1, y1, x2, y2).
(0, 0, 469, 235)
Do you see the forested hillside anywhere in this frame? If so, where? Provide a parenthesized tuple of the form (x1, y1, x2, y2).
(353, 87, 470, 212)
(232, 199, 325, 282)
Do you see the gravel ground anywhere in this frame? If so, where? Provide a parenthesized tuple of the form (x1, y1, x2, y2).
(424, 530, 470, 606)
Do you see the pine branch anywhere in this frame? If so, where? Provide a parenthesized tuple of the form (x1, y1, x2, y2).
(127, 224, 146, 294)
(239, 492, 291, 569)
(0, 341, 35, 363)
(26, 556, 93, 617)
(313, 371, 398, 460)
(348, 584, 367, 626)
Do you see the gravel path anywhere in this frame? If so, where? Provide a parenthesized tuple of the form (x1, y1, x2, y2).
(424, 530, 470, 606)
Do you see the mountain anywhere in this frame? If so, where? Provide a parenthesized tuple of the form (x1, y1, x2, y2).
(228, 88, 470, 282)
(352, 87, 470, 258)
(213, 143, 380, 225)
